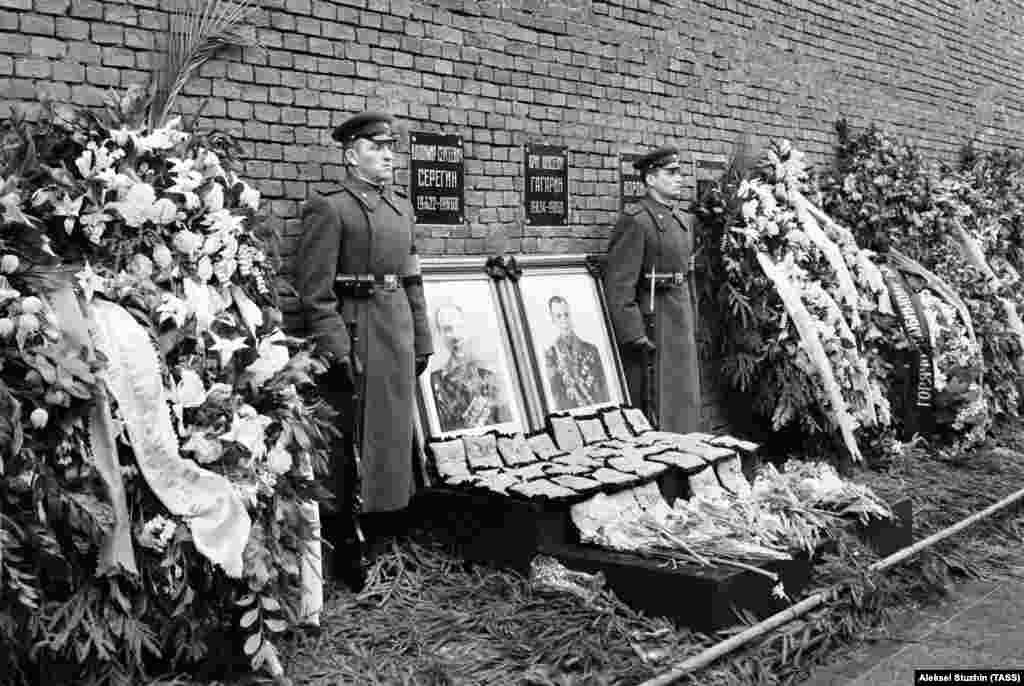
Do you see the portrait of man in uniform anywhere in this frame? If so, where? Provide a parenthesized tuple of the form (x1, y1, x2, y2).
(519, 270, 624, 414)
(543, 296, 609, 411)
(417, 280, 524, 437)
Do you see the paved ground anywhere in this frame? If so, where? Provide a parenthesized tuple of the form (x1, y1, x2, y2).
(805, 578, 1024, 686)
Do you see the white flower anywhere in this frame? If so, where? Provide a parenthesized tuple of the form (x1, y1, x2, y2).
(198, 149, 226, 179)
(220, 234, 239, 259)
(214, 257, 237, 283)
(108, 182, 156, 227)
(204, 183, 225, 212)
(169, 174, 204, 198)
(149, 197, 179, 225)
(157, 292, 190, 328)
(139, 515, 177, 552)
(266, 439, 292, 475)
(182, 432, 225, 464)
(219, 407, 273, 461)
(133, 119, 189, 154)
(170, 368, 207, 428)
(172, 229, 202, 255)
(196, 255, 213, 283)
(152, 243, 174, 270)
(80, 209, 113, 244)
(207, 328, 249, 366)
(108, 127, 133, 147)
(95, 168, 134, 194)
(75, 261, 106, 302)
(53, 193, 85, 234)
(202, 208, 245, 234)
(129, 253, 154, 280)
(74, 141, 123, 178)
(244, 330, 290, 389)
(168, 157, 195, 175)
(203, 232, 223, 255)
(239, 183, 260, 211)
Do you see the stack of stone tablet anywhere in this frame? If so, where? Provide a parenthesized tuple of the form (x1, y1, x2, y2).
(426, 406, 761, 503)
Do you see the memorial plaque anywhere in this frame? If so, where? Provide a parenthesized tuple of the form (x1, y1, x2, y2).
(409, 132, 464, 225)
(524, 144, 568, 226)
(620, 153, 646, 210)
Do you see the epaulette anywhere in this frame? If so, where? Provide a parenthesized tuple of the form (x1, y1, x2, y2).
(623, 203, 643, 216)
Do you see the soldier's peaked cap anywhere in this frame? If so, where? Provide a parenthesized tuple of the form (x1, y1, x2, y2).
(332, 111, 397, 144)
(633, 145, 682, 173)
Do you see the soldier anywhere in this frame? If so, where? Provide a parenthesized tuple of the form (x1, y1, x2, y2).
(604, 145, 701, 433)
(294, 112, 433, 568)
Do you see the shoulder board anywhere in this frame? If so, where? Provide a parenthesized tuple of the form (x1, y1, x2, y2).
(623, 203, 643, 216)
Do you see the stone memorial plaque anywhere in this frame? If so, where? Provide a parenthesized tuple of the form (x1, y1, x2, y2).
(619, 153, 646, 210)
(410, 132, 464, 225)
(524, 144, 568, 226)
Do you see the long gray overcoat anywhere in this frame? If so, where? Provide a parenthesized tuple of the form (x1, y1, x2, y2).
(604, 195, 702, 433)
(295, 174, 432, 513)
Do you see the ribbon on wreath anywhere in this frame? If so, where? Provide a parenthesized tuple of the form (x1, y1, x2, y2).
(44, 282, 138, 576)
(87, 297, 251, 578)
(879, 263, 935, 432)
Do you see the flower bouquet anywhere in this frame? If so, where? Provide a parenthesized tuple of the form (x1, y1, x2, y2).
(1, 90, 335, 685)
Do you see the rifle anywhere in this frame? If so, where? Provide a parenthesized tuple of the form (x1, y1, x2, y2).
(335, 320, 369, 592)
(644, 262, 658, 428)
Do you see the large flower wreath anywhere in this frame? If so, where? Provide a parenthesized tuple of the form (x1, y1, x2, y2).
(1, 90, 335, 685)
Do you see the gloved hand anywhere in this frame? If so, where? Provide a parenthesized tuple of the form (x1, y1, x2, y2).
(628, 336, 657, 355)
(330, 357, 356, 391)
(415, 354, 431, 376)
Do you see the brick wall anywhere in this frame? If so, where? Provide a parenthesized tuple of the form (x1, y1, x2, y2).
(4, 0, 1024, 427)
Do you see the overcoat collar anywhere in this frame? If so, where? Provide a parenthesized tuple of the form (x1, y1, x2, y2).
(638, 195, 689, 233)
(342, 173, 403, 214)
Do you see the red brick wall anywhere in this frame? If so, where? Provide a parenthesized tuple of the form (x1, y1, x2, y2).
(5, 0, 1024, 427)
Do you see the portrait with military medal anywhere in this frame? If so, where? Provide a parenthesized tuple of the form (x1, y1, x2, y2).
(417, 271, 527, 438)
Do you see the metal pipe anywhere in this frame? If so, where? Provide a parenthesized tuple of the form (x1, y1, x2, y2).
(639, 485, 1024, 686)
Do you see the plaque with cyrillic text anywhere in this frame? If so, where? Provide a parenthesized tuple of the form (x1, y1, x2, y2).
(620, 153, 646, 210)
(410, 132, 464, 225)
(524, 144, 568, 226)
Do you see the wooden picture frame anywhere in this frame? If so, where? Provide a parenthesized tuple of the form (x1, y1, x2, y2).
(505, 254, 631, 416)
(416, 257, 538, 440)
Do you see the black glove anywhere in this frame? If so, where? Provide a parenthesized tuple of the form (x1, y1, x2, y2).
(330, 357, 356, 391)
(628, 336, 657, 355)
(415, 354, 431, 376)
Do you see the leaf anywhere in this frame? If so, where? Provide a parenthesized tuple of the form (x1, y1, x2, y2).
(235, 593, 255, 606)
(259, 595, 281, 612)
(263, 617, 287, 633)
(242, 631, 262, 656)
(240, 607, 259, 628)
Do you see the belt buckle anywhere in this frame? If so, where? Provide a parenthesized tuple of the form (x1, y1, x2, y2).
(382, 274, 398, 291)
(672, 272, 685, 286)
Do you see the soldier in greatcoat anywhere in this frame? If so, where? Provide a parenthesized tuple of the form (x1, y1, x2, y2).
(604, 146, 702, 433)
(294, 112, 433, 560)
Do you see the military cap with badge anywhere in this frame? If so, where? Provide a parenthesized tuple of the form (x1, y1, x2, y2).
(332, 111, 398, 144)
(632, 145, 682, 174)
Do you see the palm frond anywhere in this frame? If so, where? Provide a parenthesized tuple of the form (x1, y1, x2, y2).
(148, 0, 262, 130)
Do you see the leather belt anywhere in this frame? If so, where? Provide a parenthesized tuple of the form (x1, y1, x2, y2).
(334, 273, 404, 298)
(646, 271, 690, 290)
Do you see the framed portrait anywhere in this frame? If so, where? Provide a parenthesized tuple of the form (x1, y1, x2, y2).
(510, 255, 630, 416)
(417, 257, 533, 439)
